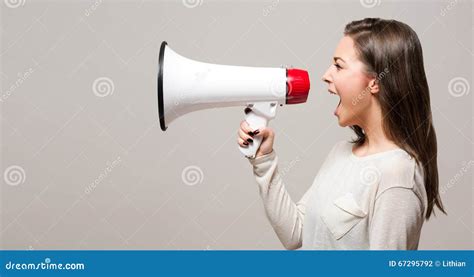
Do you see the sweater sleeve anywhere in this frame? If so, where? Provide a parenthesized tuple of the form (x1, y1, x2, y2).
(369, 187, 424, 250)
(247, 150, 311, 250)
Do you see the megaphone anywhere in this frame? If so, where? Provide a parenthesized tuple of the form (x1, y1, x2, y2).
(158, 41, 310, 158)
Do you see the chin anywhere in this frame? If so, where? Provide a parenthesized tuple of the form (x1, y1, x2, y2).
(339, 119, 348, 127)
(337, 118, 347, 127)
(336, 115, 349, 127)
(337, 110, 360, 127)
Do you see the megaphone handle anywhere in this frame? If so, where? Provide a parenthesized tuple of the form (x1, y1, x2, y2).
(239, 102, 277, 159)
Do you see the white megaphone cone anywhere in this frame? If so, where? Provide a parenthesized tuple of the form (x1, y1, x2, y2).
(158, 41, 310, 158)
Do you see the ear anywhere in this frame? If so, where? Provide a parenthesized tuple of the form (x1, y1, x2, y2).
(368, 78, 380, 94)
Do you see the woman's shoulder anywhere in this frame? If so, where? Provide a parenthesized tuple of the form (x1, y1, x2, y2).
(376, 149, 418, 185)
(374, 151, 427, 211)
(328, 140, 352, 157)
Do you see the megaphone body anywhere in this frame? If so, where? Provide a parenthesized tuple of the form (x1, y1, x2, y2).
(158, 41, 310, 158)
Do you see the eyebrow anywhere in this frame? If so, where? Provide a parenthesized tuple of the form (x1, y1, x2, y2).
(333, 57, 346, 63)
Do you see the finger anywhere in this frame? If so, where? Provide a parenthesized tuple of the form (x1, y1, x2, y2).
(253, 127, 272, 139)
(240, 120, 254, 136)
(239, 129, 254, 143)
(238, 137, 249, 147)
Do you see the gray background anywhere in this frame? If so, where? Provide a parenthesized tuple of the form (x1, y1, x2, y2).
(1, 0, 472, 250)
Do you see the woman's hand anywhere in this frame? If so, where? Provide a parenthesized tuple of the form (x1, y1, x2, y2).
(237, 120, 275, 158)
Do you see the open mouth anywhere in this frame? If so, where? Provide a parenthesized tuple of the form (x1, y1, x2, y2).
(334, 98, 341, 116)
(329, 89, 341, 116)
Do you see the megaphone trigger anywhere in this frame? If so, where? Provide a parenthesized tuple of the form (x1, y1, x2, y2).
(239, 102, 277, 158)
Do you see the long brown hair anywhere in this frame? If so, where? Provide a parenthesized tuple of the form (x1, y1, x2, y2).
(344, 18, 446, 220)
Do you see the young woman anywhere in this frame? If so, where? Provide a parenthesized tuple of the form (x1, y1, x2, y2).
(237, 18, 446, 250)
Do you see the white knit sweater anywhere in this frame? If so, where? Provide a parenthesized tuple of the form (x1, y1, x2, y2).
(248, 140, 427, 250)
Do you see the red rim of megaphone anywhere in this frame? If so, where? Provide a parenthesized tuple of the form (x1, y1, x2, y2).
(286, 69, 310, 105)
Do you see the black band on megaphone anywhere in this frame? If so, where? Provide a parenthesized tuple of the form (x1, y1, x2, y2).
(158, 41, 167, 131)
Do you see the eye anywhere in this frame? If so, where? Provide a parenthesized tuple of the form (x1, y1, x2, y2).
(333, 63, 342, 71)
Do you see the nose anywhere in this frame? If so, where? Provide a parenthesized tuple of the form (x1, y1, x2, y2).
(322, 66, 332, 84)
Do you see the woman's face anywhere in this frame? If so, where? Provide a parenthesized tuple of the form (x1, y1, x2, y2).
(322, 36, 376, 127)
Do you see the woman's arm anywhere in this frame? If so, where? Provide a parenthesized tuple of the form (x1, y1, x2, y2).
(369, 187, 425, 250)
(248, 150, 312, 250)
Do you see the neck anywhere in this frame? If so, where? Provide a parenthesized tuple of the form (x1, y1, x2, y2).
(358, 104, 397, 153)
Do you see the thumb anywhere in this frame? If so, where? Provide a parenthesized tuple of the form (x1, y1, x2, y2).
(254, 127, 274, 157)
(254, 126, 274, 140)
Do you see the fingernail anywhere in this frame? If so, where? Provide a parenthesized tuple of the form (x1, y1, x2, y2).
(247, 138, 253, 143)
(244, 107, 252, 114)
(243, 141, 249, 146)
(248, 131, 254, 136)
(253, 129, 260, 135)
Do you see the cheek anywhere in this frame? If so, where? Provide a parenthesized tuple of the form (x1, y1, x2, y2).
(334, 70, 370, 107)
